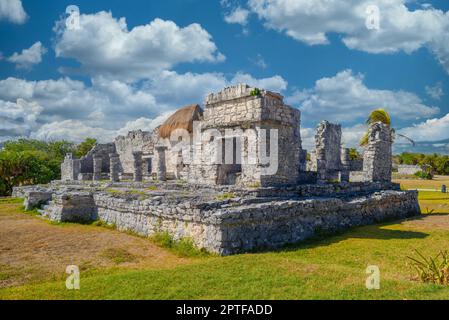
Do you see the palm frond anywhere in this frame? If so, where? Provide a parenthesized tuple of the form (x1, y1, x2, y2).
(366, 108, 391, 126)
(360, 109, 392, 147)
(359, 131, 369, 147)
(396, 133, 415, 147)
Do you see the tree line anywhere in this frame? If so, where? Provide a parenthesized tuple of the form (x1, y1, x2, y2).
(0, 138, 96, 196)
(394, 152, 449, 176)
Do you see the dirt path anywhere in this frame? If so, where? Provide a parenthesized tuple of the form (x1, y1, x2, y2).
(0, 202, 190, 288)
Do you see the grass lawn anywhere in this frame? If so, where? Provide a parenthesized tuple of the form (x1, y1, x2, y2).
(0, 178, 449, 300)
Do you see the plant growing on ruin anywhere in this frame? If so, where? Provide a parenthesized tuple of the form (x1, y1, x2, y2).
(407, 249, 449, 285)
(359, 109, 415, 147)
(250, 88, 261, 97)
(215, 192, 236, 201)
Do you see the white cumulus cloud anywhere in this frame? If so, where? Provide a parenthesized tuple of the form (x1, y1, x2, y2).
(224, 6, 250, 25)
(287, 69, 439, 124)
(0, 98, 43, 137)
(31, 120, 116, 143)
(0, 70, 288, 143)
(248, 0, 449, 73)
(0, 0, 27, 24)
(399, 113, 449, 142)
(7, 42, 47, 69)
(54, 11, 225, 80)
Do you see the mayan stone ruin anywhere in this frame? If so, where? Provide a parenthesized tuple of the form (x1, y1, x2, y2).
(14, 84, 421, 255)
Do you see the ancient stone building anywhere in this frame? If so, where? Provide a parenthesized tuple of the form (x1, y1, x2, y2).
(188, 84, 304, 186)
(61, 84, 306, 187)
(20, 83, 419, 256)
(61, 143, 115, 181)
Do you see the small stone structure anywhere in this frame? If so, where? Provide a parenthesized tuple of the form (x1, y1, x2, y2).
(61, 154, 80, 181)
(15, 84, 420, 255)
(398, 164, 421, 175)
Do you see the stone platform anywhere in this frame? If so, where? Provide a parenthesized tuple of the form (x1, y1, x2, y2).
(13, 180, 420, 255)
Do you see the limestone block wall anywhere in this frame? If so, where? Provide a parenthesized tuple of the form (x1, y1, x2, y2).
(314, 121, 342, 181)
(398, 164, 421, 175)
(152, 136, 192, 180)
(114, 130, 158, 175)
(38, 188, 420, 255)
(61, 154, 80, 181)
(189, 84, 304, 186)
(79, 143, 116, 175)
(217, 190, 419, 254)
(349, 159, 363, 171)
(203, 84, 300, 128)
(362, 122, 392, 182)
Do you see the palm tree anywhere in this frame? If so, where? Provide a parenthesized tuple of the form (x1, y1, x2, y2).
(359, 108, 415, 147)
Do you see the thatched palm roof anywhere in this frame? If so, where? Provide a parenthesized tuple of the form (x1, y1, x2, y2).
(158, 104, 203, 139)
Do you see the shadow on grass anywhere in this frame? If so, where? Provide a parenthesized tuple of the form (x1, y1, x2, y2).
(275, 220, 430, 253)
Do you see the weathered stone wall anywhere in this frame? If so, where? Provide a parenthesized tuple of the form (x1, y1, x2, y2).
(114, 130, 158, 175)
(189, 84, 304, 186)
(36, 186, 419, 255)
(42, 192, 97, 223)
(61, 154, 80, 181)
(398, 164, 421, 175)
(314, 121, 342, 181)
(61, 143, 115, 181)
(216, 190, 419, 254)
(79, 143, 116, 174)
(362, 122, 392, 182)
(349, 159, 363, 171)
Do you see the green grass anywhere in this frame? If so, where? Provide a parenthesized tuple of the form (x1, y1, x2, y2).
(0, 197, 23, 204)
(1, 178, 449, 299)
(418, 191, 449, 201)
(150, 232, 211, 258)
(215, 192, 236, 201)
(1, 221, 449, 299)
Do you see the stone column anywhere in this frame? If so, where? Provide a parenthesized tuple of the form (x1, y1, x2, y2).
(155, 146, 168, 181)
(93, 156, 102, 181)
(316, 148, 327, 182)
(340, 148, 350, 182)
(132, 151, 143, 182)
(109, 153, 120, 182)
(363, 122, 392, 182)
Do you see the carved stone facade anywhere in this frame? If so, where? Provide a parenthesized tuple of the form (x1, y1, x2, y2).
(188, 84, 304, 186)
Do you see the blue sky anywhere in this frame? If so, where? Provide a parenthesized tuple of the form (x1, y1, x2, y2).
(1, 0, 449, 153)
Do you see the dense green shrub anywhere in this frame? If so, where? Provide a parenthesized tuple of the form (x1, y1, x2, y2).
(414, 171, 433, 180)
(0, 138, 96, 196)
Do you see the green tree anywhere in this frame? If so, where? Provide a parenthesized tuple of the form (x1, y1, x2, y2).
(0, 138, 99, 196)
(75, 138, 97, 158)
(348, 148, 361, 160)
(0, 150, 55, 196)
